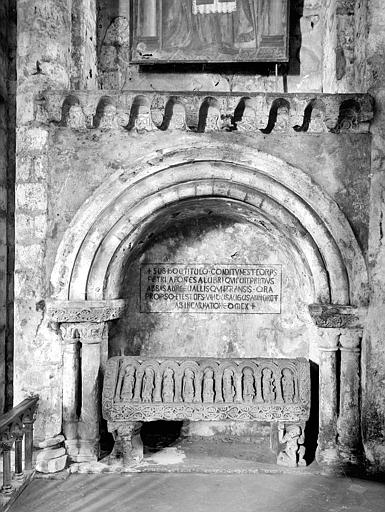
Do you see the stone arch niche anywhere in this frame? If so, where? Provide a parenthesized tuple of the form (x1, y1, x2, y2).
(109, 197, 317, 362)
(48, 142, 368, 466)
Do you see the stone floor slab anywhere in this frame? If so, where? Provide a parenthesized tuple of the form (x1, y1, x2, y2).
(9, 473, 385, 512)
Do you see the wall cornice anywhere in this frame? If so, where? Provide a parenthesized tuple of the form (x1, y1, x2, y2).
(36, 90, 374, 134)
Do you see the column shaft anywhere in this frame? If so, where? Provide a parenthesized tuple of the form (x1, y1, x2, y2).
(24, 422, 33, 471)
(76, 322, 105, 461)
(338, 330, 362, 463)
(1, 444, 13, 494)
(14, 436, 24, 479)
(316, 329, 340, 465)
(62, 340, 80, 440)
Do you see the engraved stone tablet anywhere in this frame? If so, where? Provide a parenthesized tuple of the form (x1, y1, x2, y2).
(140, 264, 282, 314)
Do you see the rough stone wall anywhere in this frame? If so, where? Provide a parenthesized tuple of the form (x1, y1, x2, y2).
(0, 0, 8, 414)
(14, 0, 72, 436)
(5, 0, 16, 413)
(71, 0, 98, 89)
(362, 0, 385, 474)
(323, 0, 366, 93)
(0, 0, 15, 414)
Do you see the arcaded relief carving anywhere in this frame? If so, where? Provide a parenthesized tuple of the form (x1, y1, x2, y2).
(103, 356, 310, 423)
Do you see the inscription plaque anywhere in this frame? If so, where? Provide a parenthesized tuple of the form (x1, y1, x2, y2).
(140, 264, 282, 314)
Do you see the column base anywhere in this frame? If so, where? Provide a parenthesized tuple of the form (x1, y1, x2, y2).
(0, 486, 13, 496)
(65, 439, 99, 463)
(316, 446, 340, 466)
(339, 446, 363, 466)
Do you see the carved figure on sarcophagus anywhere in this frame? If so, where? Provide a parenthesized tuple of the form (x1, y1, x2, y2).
(142, 367, 155, 403)
(116, 365, 135, 401)
(223, 368, 236, 403)
(182, 368, 195, 402)
(281, 368, 295, 403)
(162, 368, 175, 403)
(202, 367, 215, 403)
(262, 368, 276, 402)
(277, 423, 306, 468)
(242, 367, 255, 403)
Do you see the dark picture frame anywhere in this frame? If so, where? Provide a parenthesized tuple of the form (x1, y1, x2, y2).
(131, 0, 290, 64)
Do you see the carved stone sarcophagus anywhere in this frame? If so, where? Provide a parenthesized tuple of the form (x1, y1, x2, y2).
(102, 356, 310, 423)
(102, 356, 310, 467)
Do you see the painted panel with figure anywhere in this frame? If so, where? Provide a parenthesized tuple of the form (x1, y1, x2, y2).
(132, 0, 290, 63)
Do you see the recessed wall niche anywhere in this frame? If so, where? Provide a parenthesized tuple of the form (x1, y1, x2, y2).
(109, 199, 318, 362)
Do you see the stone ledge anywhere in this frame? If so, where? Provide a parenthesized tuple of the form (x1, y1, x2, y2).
(45, 299, 129, 323)
(36, 90, 374, 134)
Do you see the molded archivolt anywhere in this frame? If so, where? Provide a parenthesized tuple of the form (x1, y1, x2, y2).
(50, 143, 368, 307)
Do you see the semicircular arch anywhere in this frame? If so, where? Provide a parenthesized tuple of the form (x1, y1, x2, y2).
(50, 143, 368, 307)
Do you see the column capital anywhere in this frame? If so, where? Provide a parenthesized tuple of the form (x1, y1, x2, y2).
(0, 429, 14, 450)
(316, 328, 340, 351)
(60, 323, 79, 343)
(339, 329, 362, 352)
(60, 321, 106, 344)
(309, 304, 366, 329)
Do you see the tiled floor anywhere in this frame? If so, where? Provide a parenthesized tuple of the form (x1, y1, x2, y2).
(9, 472, 385, 512)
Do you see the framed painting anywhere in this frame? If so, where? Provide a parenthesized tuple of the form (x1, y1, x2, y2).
(131, 0, 290, 63)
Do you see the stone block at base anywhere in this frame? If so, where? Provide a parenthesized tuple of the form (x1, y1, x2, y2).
(35, 435, 65, 449)
(65, 439, 99, 463)
(36, 454, 68, 473)
(36, 447, 66, 462)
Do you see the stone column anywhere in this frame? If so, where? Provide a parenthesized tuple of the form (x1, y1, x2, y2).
(60, 324, 80, 445)
(23, 420, 34, 471)
(0, 438, 14, 495)
(338, 329, 362, 463)
(14, 427, 25, 481)
(316, 328, 340, 465)
(76, 322, 106, 462)
(60, 321, 106, 462)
